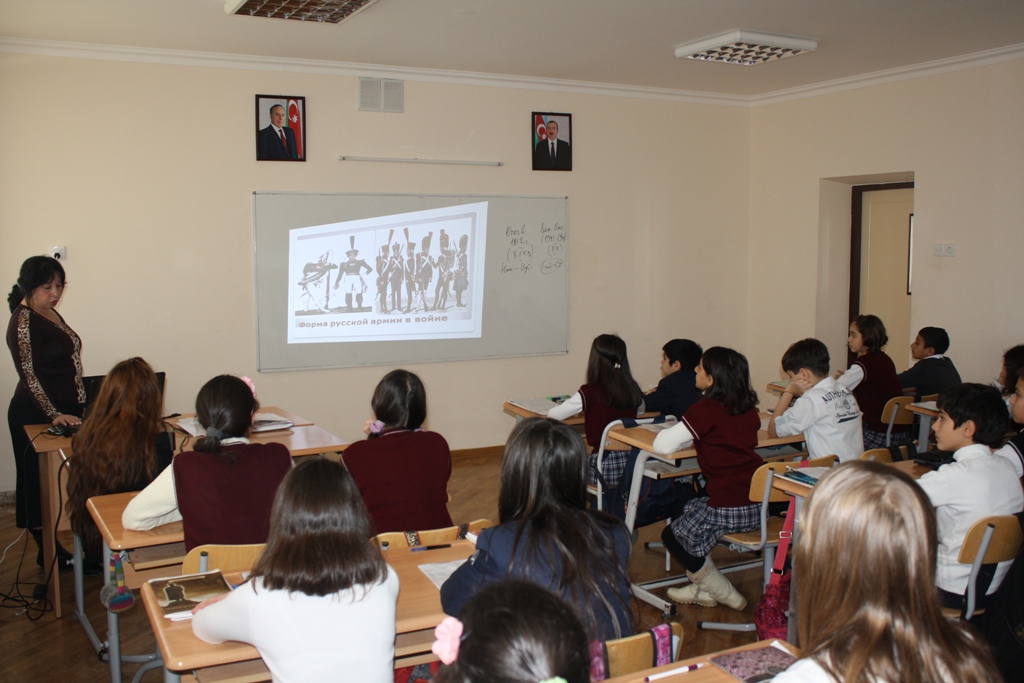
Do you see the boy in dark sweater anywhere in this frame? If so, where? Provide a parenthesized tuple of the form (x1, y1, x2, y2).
(897, 326, 962, 399)
(643, 339, 703, 419)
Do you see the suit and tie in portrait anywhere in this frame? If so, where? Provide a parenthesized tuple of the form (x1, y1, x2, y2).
(532, 116, 572, 171)
(256, 99, 304, 161)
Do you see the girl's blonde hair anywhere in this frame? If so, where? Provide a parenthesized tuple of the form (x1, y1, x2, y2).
(797, 460, 1002, 683)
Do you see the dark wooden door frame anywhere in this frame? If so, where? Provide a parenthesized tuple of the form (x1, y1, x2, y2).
(848, 181, 915, 365)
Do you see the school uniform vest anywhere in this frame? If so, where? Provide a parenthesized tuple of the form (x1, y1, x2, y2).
(853, 350, 909, 434)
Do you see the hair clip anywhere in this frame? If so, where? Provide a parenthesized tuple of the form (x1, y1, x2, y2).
(539, 678, 567, 683)
(613, 362, 621, 369)
(206, 426, 228, 440)
(431, 616, 463, 665)
(240, 376, 257, 399)
(369, 420, 386, 435)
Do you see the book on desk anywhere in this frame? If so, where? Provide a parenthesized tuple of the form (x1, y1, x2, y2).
(176, 413, 294, 436)
(776, 466, 832, 487)
(149, 571, 232, 621)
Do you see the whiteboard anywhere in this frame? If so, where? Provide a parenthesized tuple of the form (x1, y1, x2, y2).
(254, 192, 568, 371)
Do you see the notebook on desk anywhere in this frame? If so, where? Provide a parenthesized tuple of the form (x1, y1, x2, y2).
(176, 413, 294, 436)
(507, 398, 561, 415)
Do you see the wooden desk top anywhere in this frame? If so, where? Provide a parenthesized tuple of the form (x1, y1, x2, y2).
(766, 380, 789, 396)
(503, 401, 585, 426)
(605, 639, 798, 683)
(168, 406, 314, 429)
(88, 491, 184, 551)
(771, 459, 930, 499)
(907, 401, 939, 418)
(142, 540, 476, 673)
(23, 423, 74, 452)
(609, 413, 804, 458)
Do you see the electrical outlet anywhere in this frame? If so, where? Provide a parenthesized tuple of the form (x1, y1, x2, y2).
(50, 245, 66, 261)
(933, 243, 956, 257)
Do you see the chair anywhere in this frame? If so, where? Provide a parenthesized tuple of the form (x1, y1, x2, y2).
(599, 622, 684, 680)
(699, 455, 839, 632)
(881, 395, 915, 446)
(942, 515, 1024, 621)
(182, 543, 266, 574)
(374, 519, 494, 549)
(591, 415, 678, 511)
(859, 448, 893, 463)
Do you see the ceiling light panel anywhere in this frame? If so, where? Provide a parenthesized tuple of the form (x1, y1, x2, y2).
(226, 0, 378, 24)
(675, 30, 817, 66)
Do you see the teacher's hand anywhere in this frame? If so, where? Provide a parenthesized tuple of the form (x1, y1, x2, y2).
(52, 414, 81, 427)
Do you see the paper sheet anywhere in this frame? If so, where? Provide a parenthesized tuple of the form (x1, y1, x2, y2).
(418, 559, 467, 590)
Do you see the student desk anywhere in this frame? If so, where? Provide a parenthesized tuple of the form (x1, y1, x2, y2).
(770, 459, 929, 643)
(140, 541, 476, 682)
(907, 400, 939, 447)
(604, 639, 798, 683)
(606, 416, 806, 616)
(502, 400, 585, 426)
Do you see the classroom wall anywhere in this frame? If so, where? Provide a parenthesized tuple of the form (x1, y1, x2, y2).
(0, 52, 752, 491)
(748, 58, 1024, 402)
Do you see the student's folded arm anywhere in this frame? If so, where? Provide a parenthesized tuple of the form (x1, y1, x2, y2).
(192, 586, 250, 644)
(651, 422, 694, 455)
(121, 465, 182, 531)
(768, 393, 795, 438)
(836, 364, 863, 390)
(546, 392, 583, 421)
(439, 540, 498, 618)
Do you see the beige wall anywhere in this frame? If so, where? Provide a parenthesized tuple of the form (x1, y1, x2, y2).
(0, 53, 751, 490)
(749, 58, 1024, 404)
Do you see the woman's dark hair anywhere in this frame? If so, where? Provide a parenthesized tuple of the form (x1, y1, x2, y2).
(193, 375, 259, 453)
(700, 347, 758, 415)
(250, 458, 386, 596)
(370, 369, 426, 432)
(937, 383, 1009, 449)
(497, 417, 631, 639)
(585, 334, 642, 411)
(8, 255, 66, 313)
(435, 581, 590, 683)
(853, 314, 888, 352)
(1002, 345, 1024, 397)
(67, 357, 165, 554)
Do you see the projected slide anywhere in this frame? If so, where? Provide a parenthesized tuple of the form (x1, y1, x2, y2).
(288, 202, 487, 344)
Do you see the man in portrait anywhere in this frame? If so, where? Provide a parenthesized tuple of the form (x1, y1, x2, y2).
(533, 119, 571, 171)
(257, 104, 298, 160)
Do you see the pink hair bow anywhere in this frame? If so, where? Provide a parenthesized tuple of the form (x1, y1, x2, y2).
(240, 376, 257, 399)
(431, 616, 463, 665)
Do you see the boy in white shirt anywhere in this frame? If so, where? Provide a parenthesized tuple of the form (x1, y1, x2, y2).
(768, 338, 864, 462)
(917, 383, 1024, 609)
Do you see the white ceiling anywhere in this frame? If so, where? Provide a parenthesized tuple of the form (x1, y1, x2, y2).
(2, 0, 1023, 98)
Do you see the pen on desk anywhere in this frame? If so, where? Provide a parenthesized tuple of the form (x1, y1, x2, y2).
(410, 544, 452, 552)
(644, 662, 705, 681)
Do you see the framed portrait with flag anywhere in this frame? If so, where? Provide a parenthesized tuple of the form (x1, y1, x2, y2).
(256, 95, 306, 161)
(532, 112, 572, 171)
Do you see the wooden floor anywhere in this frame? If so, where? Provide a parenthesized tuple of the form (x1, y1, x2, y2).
(0, 453, 759, 681)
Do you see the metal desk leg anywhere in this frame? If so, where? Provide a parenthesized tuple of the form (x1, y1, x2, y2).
(103, 541, 122, 683)
(917, 414, 933, 448)
(163, 668, 181, 683)
(787, 495, 806, 645)
(73, 534, 107, 657)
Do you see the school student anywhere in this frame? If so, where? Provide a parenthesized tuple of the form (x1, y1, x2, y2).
(917, 383, 1024, 608)
(342, 369, 452, 533)
(993, 344, 1024, 407)
(994, 368, 1024, 477)
(836, 314, 911, 448)
(768, 338, 864, 461)
(649, 347, 762, 610)
(123, 375, 292, 550)
(192, 459, 399, 683)
(432, 581, 590, 683)
(547, 334, 643, 489)
(896, 326, 962, 398)
(642, 338, 703, 420)
(440, 418, 633, 641)
(772, 460, 1002, 683)
(66, 357, 174, 571)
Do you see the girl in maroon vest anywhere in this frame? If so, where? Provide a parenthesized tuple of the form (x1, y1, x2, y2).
(837, 314, 910, 449)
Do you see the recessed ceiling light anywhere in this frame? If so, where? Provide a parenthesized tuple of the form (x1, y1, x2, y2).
(225, 0, 379, 24)
(675, 30, 817, 66)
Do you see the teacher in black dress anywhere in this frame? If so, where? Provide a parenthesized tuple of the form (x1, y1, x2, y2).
(6, 256, 85, 567)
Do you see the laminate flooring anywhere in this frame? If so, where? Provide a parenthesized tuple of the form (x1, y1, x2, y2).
(0, 453, 760, 682)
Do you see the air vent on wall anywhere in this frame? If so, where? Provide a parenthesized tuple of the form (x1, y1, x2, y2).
(225, 0, 378, 24)
(359, 78, 404, 113)
(675, 30, 817, 66)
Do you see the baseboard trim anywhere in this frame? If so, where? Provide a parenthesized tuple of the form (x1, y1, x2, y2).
(451, 446, 503, 460)
(0, 490, 14, 508)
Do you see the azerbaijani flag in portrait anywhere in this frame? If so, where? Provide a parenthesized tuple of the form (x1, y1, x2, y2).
(287, 98, 304, 158)
(534, 113, 548, 147)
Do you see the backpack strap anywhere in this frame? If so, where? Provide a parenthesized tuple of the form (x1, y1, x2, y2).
(403, 530, 421, 547)
(455, 523, 470, 540)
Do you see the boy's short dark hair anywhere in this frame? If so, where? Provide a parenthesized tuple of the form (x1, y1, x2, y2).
(853, 314, 888, 351)
(936, 383, 1009, 449)
(781, 338, 830, 378)
(662, 339, 703, 371)
(918, 327, 950, 354)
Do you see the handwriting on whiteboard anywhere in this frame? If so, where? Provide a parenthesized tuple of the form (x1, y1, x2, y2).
(502, 222, 565, 275)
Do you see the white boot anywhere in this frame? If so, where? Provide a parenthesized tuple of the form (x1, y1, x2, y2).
(666, 582, 718, 607)
(686, 558, 747, 611)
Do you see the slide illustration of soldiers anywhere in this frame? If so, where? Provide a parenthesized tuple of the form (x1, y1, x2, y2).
(333, 236, 372, 312)
(296, 251, 337, 313)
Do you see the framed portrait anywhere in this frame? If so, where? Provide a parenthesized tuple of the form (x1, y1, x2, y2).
(256, 95, 305, 161)
(532, 112, 572, 171)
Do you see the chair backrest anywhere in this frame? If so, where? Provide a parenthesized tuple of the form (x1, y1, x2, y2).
(182, 543, 265, 575)
(604, 622, 683, 679)
(374, 519, 494, 549)
(959, 516, 1024, 565)
(859, 448, 893, 463)
(750, 455, 840, 502)
(920, 393, 939, 403)
(882, 395, 916, 427)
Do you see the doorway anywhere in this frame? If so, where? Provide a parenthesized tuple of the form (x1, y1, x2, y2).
(849, 182, 915, 370)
